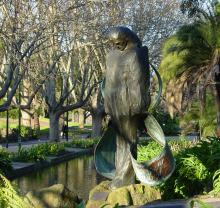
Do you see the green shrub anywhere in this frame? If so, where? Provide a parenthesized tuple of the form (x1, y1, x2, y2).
(138, 137, 220, 199)
(0, 148, 12, 174)
(0, 109, 19, 119)
(46, 143, 65, 155)
(19, 126, 38, 139)
(65, 138, 99, 149)
(12, 143, 65, 162)
(8, 128, 19, 141)
(152, 107, 180, 135)
(138, 141, 163, 162)
(178, 154, 209, 181)
(26, 146, 46, 162)
(189, 199, 214, 208)
(20, 126, 31, 138)
(13, 139, 97, 163)
(12, 148, 31, 162)
(169, 138, 196, 153)
(8, 126, 38, 141)
(210, 170, 220, 195)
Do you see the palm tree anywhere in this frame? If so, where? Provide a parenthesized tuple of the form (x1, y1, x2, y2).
(160, 1, 220, 135)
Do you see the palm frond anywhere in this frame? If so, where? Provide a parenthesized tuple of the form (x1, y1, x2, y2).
(160, 2, 220, 117)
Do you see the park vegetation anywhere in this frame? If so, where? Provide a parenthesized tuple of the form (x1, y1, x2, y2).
(0, 137, 220, 207)
(0, 138, 98, 165)
(160, 0, 220, 137)
(0, 0, 220, 207)
(138, 137, 220, 199)
(0, 0, 186, 140)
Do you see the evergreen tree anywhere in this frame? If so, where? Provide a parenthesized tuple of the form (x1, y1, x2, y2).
(160, 1, 220, 135)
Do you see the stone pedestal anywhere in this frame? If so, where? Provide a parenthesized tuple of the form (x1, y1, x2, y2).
(86, 181, 161, 208)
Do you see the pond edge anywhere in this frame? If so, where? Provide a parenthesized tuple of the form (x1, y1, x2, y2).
(6, 147, 93, 180)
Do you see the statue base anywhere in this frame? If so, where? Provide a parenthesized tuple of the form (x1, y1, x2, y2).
(86, 181, 161, 208)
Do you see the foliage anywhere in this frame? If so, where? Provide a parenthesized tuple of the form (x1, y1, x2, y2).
(180, 92, 216, 137)
(159, 2, 220, 119)
(0, 173, 30, 208)
(169, 138, 196, 153)
(0, 109, 19, 119)
(8, 126, 38, 141)
(210, 169, 220, 195)
(189, 199, 214, 208)
(38, 128, 49, 137)
(13, 148, 44, 162)
(178, 154, 209, 182)
(138, 138, 195, 161)
(20, 126, 38, 139)
(12, 143, 65, 162)
(65, 138, 99, 149)
(138, 137, 220, 199)
(0, 100, 19, 119)
(70, 128, 92, 136)
(11, 138, 97, 163)
(0, 148, 12, 174)
(152, 107, 180, 135)
(138, 141, 163, 162)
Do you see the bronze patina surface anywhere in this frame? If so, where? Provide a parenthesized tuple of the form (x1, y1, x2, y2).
(94, 26, 175, 189)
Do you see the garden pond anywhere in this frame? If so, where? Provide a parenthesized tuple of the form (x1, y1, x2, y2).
(12, 155, 105, 200)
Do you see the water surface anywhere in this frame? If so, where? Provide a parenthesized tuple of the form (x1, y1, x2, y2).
(13, 155, 105, 200)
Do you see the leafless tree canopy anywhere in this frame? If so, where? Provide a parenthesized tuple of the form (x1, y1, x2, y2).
(0, 0, 187, 139)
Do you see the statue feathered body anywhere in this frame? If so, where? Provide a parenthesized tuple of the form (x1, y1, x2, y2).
(94, 27, 175, 189)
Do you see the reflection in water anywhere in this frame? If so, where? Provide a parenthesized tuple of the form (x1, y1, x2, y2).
(13, 156, 105, 200)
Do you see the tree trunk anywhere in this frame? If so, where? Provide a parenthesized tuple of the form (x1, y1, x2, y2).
(21, 110, 32, 127)
(78, 109, 85, 129)
(21, 79, 32, 127)
(33, 112, 40, 134)
(198, 84, 206, 116)
(214, 63, 220, 137)
(91, 112, 103, 137)
(198, 83, 206, 138)
(32, 97, 41, 133)
(49, 112, 60, 141)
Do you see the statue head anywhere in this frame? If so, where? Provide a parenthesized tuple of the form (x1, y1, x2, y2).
(106, 26, 142, 51)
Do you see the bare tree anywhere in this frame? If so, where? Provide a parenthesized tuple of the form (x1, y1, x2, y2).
(0, 0, 188, 139)
(71, 0, 188, 137)
(0, 1, 51, 112)
(29, 1, 97, 141)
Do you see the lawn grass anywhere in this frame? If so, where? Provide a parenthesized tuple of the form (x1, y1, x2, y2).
(39, 117, 91, 127)
(38, 128, 49, 136)
(0, 117, 92, 140)
(0, 117, 91, 129)
(0, 123, 18, 129)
